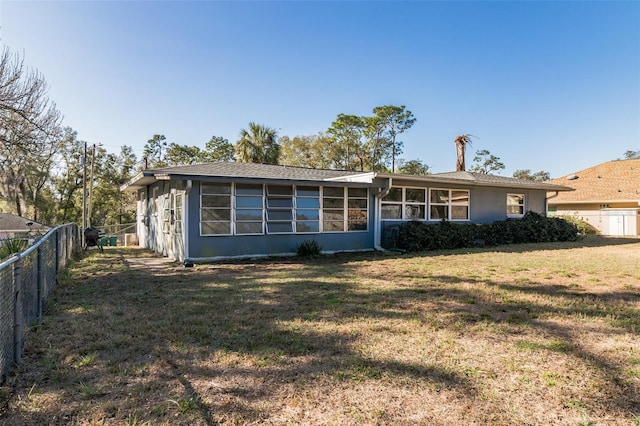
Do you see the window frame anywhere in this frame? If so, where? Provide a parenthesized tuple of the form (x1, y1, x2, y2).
(200, 183, 369, 236)
(235, 183, 265, 235)
(200, 182, 232, 236)
(295, 186, 320, 234)
(266, 184, 294, 234)
(428, 188, 470, 222)
(506, 193, 525, 218)
(381, 186, 427, 221)
(347, 187, 369, 231)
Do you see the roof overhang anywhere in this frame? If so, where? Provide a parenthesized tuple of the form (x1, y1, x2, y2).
(547, 199, 640, 205)
(120, 171, 157, 192)
(374, 173, 575, 192)
(121, 167, 575, 193)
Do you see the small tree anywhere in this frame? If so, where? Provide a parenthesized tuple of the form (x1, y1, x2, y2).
(143, 134, 168, 168)
(470, 149, 505, 174)
(202, 136, 234, 162)
(513, 169, 550, 181)
(397, 159, 430, 175)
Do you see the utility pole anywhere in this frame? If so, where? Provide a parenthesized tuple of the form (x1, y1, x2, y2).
(87, 143, 96, 228)
(82, 141, 87, 231)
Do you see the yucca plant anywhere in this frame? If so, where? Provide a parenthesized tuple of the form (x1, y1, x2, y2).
(0, 238, 28, 261)
(296, 239, 322, 257)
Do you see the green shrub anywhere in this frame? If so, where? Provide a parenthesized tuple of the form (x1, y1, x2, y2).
(561, 216, 599, 235)
(0, 238, 28, 261)
(297, 239, 322, 257)
(392, 212, 579, 253)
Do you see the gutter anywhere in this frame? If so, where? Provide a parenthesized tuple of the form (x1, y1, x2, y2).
(545, 191, 560, 215)
(184, 180, 193, 266)
(373, 176, 393, 251)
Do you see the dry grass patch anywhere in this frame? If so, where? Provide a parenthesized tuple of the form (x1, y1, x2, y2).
(1, 236, 639, 425)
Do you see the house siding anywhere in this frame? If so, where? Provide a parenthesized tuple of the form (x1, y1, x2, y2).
(378, 183, 550, 248)
(549, 203, 640, 235)
(126, 164, 570, 262)
(379, 180, 548, 224)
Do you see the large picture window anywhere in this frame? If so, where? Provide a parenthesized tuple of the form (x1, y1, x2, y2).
(381, 187, 426, 220)
(429, 189, 469, 221)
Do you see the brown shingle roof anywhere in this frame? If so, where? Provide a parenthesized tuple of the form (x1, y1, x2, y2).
(548, 159, 640, 203)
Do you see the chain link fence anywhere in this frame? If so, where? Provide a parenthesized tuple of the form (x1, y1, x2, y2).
(0, 223, 80, 383)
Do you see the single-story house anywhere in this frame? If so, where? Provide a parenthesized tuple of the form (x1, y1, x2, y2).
(548, 159, 640, 236)
(0, 213, 48, 240)
(121, 162, 574, 263)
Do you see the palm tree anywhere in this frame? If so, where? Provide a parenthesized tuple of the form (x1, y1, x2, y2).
(454, 134, 474, 171)
(235, 122, 280, 164)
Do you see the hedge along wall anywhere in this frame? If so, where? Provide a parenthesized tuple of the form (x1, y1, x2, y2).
(382, 212, 579, 253)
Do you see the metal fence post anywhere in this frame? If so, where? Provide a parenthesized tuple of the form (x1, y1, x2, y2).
(13, 256, 22, 367)
(37, 245, 43, 322)
(55, 228, 60, 276)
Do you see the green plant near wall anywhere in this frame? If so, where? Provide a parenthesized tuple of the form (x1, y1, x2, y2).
(0, 238, 28, 261)
(561, 216, 599, 235)
(393, 211, 579, 253)
(296, 239, 323, 257)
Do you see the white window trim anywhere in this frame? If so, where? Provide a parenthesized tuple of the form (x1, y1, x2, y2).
(428, 188, 470, 222)
(200, 183, 368, 236)
(507, 193, 526, 218)
(152, 187, 159, 216)
(200, 182, 233, 236)
(322, 187, 369, 233)
(234, 183, 265, 236)
(381, 186, 427, 221)
(294, 186, 320, 234)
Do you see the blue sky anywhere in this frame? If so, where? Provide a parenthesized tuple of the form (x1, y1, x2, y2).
(1, 1, 638, 178)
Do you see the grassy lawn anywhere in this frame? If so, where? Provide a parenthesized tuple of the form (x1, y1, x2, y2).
(1, 236, 639, 425)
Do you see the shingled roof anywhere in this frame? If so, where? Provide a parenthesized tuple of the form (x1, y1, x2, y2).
(0, 213, 46, 232)
(122, 163, 367, 190)
(429, 171, 573, 191)
(122, 162, 576, 192)
(149, 162, 364, 180)
(548, 159, 640, 203)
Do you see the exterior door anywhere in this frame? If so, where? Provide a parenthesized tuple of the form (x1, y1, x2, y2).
(608, 213, 624, 236)
(165, 189, 185, 261)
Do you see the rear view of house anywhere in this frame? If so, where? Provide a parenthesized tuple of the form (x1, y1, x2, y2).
(548, 159, 640, 236)
(121, 162, 573, 263)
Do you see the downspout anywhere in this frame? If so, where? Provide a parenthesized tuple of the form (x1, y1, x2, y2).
(546, 191, 559, 217)
(184, 180, 194, 267)
(374, 177, 393, 251)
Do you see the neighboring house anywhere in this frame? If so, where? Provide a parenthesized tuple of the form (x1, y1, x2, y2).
(0, 213, 48, 240)
(548, 159, 640, 236)
(121, 162, 573, 263)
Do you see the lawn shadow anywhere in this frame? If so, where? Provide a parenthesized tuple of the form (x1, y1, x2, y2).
(2, 243, 639, 424)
